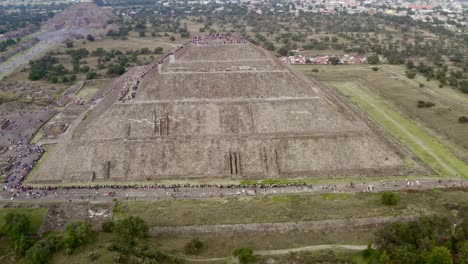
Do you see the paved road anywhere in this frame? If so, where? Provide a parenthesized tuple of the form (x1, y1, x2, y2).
(2, 177, 466, 202)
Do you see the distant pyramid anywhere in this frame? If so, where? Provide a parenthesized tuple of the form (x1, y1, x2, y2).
(30, 37, 428, 184)
(42, 2, 117, 37)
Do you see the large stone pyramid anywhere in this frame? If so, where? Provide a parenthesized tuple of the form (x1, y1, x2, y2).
(30, 41, 421, 184)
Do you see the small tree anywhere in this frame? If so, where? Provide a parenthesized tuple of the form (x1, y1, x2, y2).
(101, 221, 114, 233)
(368, 54, 380, 65)
(427, 246, 452, 264)
(113, 216, 148, 246)
(458, 116, 468, 123)
(3, 213, 31, 241)
(86, 71, 97, 80)
(457, 241, 468, 264)
(233, 247, 255, 264)
(381, 191, 399, 206)
(406, 70, 416, 79)
(80, 65, 90, 73)
(64, 221, 95, 253)
(184, 238, 203, 255)
(86, 34, 95, 41)
(154, 47, 163, 54)
(26, 235, 63, 264)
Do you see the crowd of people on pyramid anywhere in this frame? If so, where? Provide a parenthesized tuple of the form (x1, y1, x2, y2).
(191, 33, 247, 45)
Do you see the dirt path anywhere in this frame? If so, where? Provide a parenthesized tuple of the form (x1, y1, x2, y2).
(167, 244, 368, 262)
(254, 244, 368, 256)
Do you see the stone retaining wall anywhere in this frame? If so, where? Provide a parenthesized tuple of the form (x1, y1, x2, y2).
(149, 215, 419, 237)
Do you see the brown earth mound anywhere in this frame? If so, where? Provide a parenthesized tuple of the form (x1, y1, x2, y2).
(29, 43, 429, 184)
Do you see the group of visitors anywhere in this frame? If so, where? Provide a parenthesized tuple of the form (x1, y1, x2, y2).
(191, 33, 247, 45)
(2, 136, 44, 193)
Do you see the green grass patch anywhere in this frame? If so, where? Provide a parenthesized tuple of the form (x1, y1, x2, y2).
(325, 81, 468, 179)
(30, 129, 44, 145)
(0, 207, 48, 234)
(321, 193, 352, 200)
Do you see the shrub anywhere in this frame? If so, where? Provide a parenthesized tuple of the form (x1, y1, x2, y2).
(3, 212, 30, 241)
(26, 235, 62, 264)
(86, 71, 97, 80)
(419, 83, 424, 88)
(427, 246, 452, 264)
(311, 68, 319, 72)
(64, 221, 95, 252)
(233, 247, 255, 264)
(154, 47, 163, 54)
(87, 251, 101, 261)
(80, 65, 90, 73)
(381, 191, 399, 205)
(459, 116, 468, 123)
(362, 244, 377, 258)
(372, 67, 379, 71)
(406, 70, 416, 79)
(102, 221, 114, 232)
(113, 216, 148, 246)
(184, 238, 203, 255)
(417, 100, 435, 108)
(368, 54, 379, 65)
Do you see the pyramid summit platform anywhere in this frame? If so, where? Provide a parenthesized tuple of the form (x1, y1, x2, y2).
(29, 37, 428, 184)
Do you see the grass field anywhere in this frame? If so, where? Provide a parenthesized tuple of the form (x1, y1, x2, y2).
(113, 189, 467, 227)
(297, 64, 468, 163)
(324, 81, 468, 179)
(0, 207, 48, 234)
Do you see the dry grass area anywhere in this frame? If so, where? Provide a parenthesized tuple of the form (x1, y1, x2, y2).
(113, 189, 467, 227)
